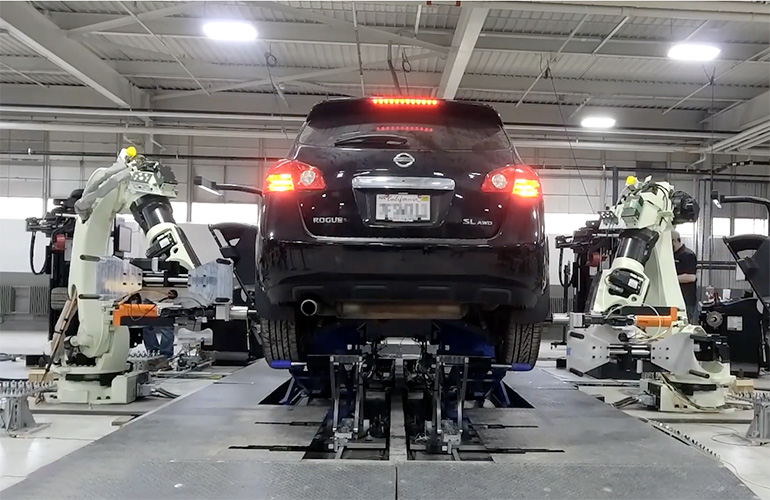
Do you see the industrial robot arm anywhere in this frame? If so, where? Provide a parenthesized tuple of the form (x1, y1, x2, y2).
(47, 148, 233, 404)
(590, 177, 697, 323)
(567, 176, 733, 412)
(73, 147, 199, 271)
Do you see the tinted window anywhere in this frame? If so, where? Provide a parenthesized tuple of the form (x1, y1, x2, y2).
(299, 109, 510, 152)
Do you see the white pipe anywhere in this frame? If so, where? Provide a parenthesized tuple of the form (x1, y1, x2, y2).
(505, 124, 731, 140)
(0, 106, 732, 140)
(735, 130, 770, 151)
(704, 120, 770, 152)
(2, 120, 769, 156)
(511, 140, 696, 153)
(514, 140, 770, 155)
(0, 105, 306, 122)
(0, 121, 294, 139)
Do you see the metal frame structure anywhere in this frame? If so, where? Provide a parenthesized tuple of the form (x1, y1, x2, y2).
(0, 1, 767, 159)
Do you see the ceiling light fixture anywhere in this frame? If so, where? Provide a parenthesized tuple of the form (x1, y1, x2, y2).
(203, 20, 258, 42)
(581, 116, 616, 129)
(667, 43, 721, 62)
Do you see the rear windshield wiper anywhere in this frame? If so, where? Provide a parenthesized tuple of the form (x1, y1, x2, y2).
(334, 134, 409, 148)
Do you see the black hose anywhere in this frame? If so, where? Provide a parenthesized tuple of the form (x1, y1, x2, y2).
(29, 231, 46, 275)
(558, 248, 566, 288)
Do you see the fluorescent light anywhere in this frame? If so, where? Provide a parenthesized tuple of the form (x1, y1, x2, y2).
(668, 43, 721, 62)
(581, 116, 616, 129)
(203, 20, 257, 41)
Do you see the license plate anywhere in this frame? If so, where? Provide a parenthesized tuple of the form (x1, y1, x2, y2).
(375, 194, 430, 222)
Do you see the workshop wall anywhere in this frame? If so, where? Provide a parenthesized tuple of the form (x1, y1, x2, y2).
(2, 130, 768, 298)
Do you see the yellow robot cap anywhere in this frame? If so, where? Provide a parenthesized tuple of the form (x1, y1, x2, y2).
(626, 175, 637, 186)
(125, 146, 137, 158)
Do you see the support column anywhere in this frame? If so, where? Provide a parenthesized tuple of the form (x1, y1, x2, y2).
(41, 131, 50, 216)
(186, 136, 193, 223)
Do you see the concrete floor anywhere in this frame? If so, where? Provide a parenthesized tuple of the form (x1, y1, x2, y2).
(1, 329, 769, 498)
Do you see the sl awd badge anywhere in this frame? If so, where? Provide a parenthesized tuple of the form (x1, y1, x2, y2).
(393, 152, 415, 168)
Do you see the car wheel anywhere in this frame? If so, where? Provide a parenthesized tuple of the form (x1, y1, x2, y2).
(259, 318, 303, 365)
(495, 321, 542, 369)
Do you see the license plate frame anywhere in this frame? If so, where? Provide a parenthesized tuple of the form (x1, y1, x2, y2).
(375, 194, 431, 222)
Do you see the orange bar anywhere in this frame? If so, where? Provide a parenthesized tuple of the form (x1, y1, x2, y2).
(635, 307, 677, 328)
(112, 303, 157, 326)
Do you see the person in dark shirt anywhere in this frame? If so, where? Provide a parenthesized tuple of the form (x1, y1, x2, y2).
(671, 230, 698, 322)
(126, 293, 174, 358)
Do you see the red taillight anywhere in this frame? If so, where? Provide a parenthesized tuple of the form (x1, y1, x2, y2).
(265, 159, 326, 193)
(481, 165, 541, 198)
(371, 97, 439, 106)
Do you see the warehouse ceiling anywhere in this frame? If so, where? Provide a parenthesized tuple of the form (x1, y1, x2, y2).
(0, 1, 769, 156)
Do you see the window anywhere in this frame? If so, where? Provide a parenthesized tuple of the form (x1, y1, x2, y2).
(45, 199, 189, 222)
(171, 202, 189, 223)
(675, 222, 695, 239)
(0, 197, 43, 220)
(300, 101, 510, 151)
(734, 218, 768, 236)
(712, 218, 731, 237)
(544, 213, 597, 235)
(190, 203, 259, 224)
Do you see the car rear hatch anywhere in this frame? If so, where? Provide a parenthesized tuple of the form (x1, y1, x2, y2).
(269, 98, 537, 239)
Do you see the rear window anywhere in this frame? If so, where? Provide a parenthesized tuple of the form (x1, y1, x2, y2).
(298, 101, 511, 152)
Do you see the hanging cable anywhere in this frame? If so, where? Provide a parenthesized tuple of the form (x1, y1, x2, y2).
(707, 68, 717, 286)
(264, 47, 290, 140)
(401, 49, 412, 95)
(265, 49, 288, 109)
(387, 41, 403, 95)
(351, 2, 366, 96)
(546, 62, 595, 213)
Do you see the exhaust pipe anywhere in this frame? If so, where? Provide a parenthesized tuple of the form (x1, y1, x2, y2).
(300, 299, 320, 317)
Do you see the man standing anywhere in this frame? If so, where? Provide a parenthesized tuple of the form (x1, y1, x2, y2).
(143, 325, 175, 358)
(672, 230, 698, 323)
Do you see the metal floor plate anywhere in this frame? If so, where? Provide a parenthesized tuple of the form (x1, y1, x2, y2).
(3, 362, 759, 500)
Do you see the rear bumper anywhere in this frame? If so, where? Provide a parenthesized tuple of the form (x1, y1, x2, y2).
(257, 239, 547, 311)
(255, 194, 548, 321)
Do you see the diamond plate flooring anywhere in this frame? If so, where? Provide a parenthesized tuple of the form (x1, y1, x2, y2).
(3, 362, 759, 500)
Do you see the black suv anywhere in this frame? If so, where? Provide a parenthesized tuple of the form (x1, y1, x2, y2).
(255, 98, 548, 369)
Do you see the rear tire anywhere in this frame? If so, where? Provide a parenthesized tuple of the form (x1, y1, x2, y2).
(495, 321, 542, 369)
(259, 318, 303, 365)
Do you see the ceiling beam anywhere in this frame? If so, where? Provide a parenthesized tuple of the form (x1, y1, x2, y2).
(437, 7, 488, 99)
(591, 16, 630, 55)
(1, 56, 759, 104)
(0, 2, 145, 108)
(473, 2, 770, 23)
(50, 15, 770, 65)
(66, 2, 197, 35)
(663, 45, 770, 114)
(711, 90, 770, 130)
(151, 52, 441, 101)
(259, 1, 449, 54)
